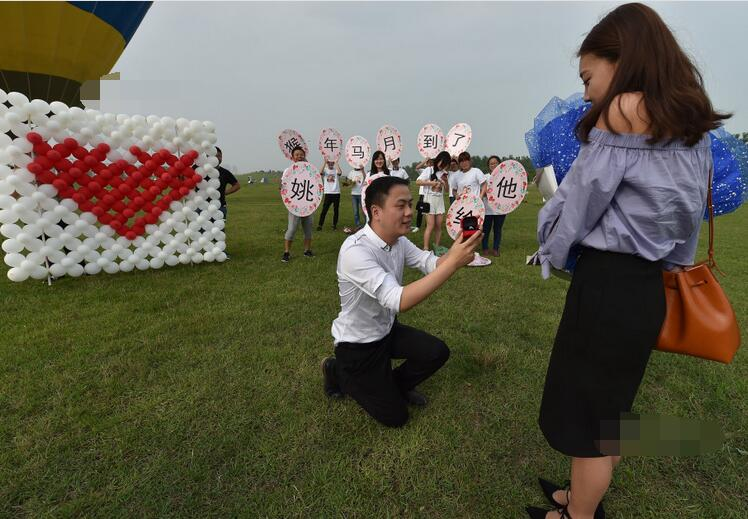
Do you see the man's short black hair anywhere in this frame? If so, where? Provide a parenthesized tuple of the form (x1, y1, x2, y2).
(291, 145, 304, 155)
(365, 176, 409, 218)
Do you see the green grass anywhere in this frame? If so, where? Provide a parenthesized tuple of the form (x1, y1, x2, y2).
(1, 182, 746, 518)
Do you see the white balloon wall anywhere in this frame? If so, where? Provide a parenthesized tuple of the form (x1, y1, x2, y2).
(0, 89, 227, 282)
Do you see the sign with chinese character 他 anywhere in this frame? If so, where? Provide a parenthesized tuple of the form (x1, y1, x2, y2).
(445, 123, 472, 157)
(445, 193, 485, 240)
(318, 128, 343, 162)
(345, 135, 371, 169)
(278, 129, 309, 161)
(376, 125, 402, 161)
(280, 161, 323, 217)
(417, 124, 445, 159)
(486, 160, 528, 215)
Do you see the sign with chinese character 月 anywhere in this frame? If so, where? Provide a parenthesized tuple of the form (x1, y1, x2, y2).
(376, 125, 402, 161)
(445, 123, 472, 157)
(345, 135, 371, 169)
(280, 161, 323, 217)
(417, 124, 445, 159)
(486, 160, 528, 215)
(278, 129, 309, 161)
(318, 128, 343, 162)
(445, 193, 485, 240)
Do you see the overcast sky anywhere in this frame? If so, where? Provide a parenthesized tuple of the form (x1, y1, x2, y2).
(104, 1, 748, 172)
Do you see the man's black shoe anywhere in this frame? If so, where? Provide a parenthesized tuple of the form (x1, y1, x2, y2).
(321, 357, 344, 399)
(404, 389, 428, 407)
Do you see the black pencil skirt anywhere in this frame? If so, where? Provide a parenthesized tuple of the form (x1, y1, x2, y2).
(539, 248, 666, 457)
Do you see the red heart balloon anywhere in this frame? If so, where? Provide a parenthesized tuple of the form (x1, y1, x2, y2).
(26, 133, 202, 239)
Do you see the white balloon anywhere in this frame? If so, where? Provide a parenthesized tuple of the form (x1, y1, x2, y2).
(119, 260, 134, 272)
(136, 259, 149, 270)
(3, 238, 23, 254)
(30, 265, 48, 280)
(7, 267, 28, 282)
(84, 262, 101, 275)
(165, 255, 179, 267)
(216, 251, 227, 262)
(7, 91, 29, 107)
(67, 264, 84, 277)
(103, 261, 120, 274)
(178, 253, 190, 264)
(4, 252, 24, 267)
(0, 223, 21, 238)
(204, 251, 215, 262)
(149, 257, 164, 269)
(49, 263, 66, 278)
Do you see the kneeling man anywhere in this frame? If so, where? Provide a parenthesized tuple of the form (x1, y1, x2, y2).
(322, 176, 481, 427)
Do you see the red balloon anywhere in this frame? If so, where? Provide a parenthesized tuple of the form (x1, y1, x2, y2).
(102, 194, 116, 206)
(119, 183, 132, 195)
(148, 185, 160, 196)
(133, 196, 145, 208)
(55, 159, 72, 172)
(72, 192, 86, 204)
(63, 138, 79, 151)
(47, 149, 61, 162)
(77, 175, 91, 187)
(59, 187, 75, 199)
(92, 205, 105, 217)
(26, 132, 43, 144)
(125, 231, 137, 241)
(99, 169, 112, 181)
(33, 143, 52, 155)
(129, 146, 142, 156)
(38, 171, 56, 184)
(28, 162, 42, 174)
(53, 143, 68, 155)
(73, 147, 88, 160)
(99, 214, 113, 225)
(174, 161, 185, 171)
(142, 201, 154, 211)
(178, 187, 190, 197)
(79, 201, 94, 213)
(123, 208, 135, 218)
(113, 201, 126, 212)
(144, 213, 158, 225)
(36, 156, 52, 170)
(110, 220, 122, 230)
(84, 155, 98, 168)
(88, 182, 102, 193)
(96, 143, 111, 155)
(52, 179, 67, 191)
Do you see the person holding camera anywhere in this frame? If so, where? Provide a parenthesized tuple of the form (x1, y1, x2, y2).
(321, 175, 482, 427)
(416, 151, 451, 255)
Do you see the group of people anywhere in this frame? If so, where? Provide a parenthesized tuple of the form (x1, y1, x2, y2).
(319, 3, 726, 519)
(280, 149, 510, 263)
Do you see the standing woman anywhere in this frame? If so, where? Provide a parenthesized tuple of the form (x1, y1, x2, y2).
(368, 150, 390, 177)
(481, 155, 506, 257)
(527, 3, 728, 519)
(416, 151, 451, 253)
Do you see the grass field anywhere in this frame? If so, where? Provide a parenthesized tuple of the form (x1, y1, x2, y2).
(1, 181, 746, 518)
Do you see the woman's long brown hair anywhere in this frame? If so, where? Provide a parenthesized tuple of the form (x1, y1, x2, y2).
(576, 2, 730, 146)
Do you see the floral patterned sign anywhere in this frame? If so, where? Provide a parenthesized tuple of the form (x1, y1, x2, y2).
(417, 124, 445, 159)
(278, 129, 308, 161)
(345, 135, 371, 169)
(318, 128, 343, 162)
(446, 193, 485, 240)
(280, 161, 323, 217)
(376, 125, 402, 161)
(360, 172, 387, 217)
(486, 160, 528, 215)
(445, 123, 472, 157)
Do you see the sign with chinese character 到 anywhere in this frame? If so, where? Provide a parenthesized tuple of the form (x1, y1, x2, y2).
(280, 161, 323, 217)
(278, 129, 308, 161)
(376, 125, 402, 161)
(318, 128, 343, 162)
(486, 160, 528, 214)
(445, 193, 485, 240)
(445, 123, 472, 157)
(417, 124, 445, 159)
(345, 135, 371, 169)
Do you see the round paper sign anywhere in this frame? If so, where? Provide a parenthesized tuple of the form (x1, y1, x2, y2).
(280, 161, 323, 217)
(278, 129, 308, 161)
(376, 125, 402, 161)
(446, 193, 485, 240)
(417, 124, 445, 159)
(318, 127, 343, 162)
(345, 135, 371, 169)
(445, 123, 472, 157)
(486, 160, 528, 215)
(361, 172, 387, 216)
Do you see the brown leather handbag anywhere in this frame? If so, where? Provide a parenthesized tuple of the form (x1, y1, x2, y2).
(656, 169, 741, 363)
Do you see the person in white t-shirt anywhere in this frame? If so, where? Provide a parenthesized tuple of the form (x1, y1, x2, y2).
(412, 158, 432, 233)
(481, 155, 506, 257)
(317, 159, 343, 231)
(389, 157, 409, 181)
(347, 166, 365, 230)
(452, 151, 487, 199)
(447, 157, 460, 205)
(368, 150, 390, 177)
(282, 146, 314, 263)
(416, 151, 451, 254)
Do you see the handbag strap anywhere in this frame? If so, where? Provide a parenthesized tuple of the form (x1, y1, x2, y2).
(706, 166, 723, 274)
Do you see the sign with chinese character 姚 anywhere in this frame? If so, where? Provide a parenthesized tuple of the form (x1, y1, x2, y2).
(278, 129, 309, 161)
(417, 124, 445, 159)
(318, 128, 343, 162)
(445, 123, 472, 157)
(486, 160, 528, 215)
(445, 193, 485, 240)
(345, 135, 371, 169)
(280, 161, 323, 217)
(376, 125, 402, 161)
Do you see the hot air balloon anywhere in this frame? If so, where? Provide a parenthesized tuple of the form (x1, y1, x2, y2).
(0, 1, 151, 107)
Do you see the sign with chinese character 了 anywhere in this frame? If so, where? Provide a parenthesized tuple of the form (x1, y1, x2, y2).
(345, 135, 371, 169)
(445, 123, 472, 157)
(360, 172, 387, 217)
(278, 129, 309, 161)
(445, 193, 485, 240)
(280, 161, 323, 217)
(486, 160, 528, 215)
(318, 128, 343, 162)
(417, 124, 445, 159)
(376, 125, 402, 161)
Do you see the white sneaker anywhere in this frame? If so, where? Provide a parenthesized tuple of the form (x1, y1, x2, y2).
(410, 226, 419, 233)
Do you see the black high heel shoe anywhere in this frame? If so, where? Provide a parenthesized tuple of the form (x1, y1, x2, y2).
(526, 505, 572, 519)
(538, 478, 606, 519)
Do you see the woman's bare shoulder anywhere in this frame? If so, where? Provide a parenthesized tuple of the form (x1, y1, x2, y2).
(596, 92, 650, 134)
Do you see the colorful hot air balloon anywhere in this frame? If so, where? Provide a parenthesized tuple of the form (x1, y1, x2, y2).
(0, 1, 151, 106)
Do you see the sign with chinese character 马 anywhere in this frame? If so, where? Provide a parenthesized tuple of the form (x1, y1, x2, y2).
(280, 161, 323, 217)
(445, 123, 472, 157)
(376, 125, 402, 161)
(445, 193, 485, 240)
(278, 129, 308, 161)
(345, 135, 371, 169)
(486, 160, 528, 215)
(318, 128, 343, 162)
(416, 124, 445, 159)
